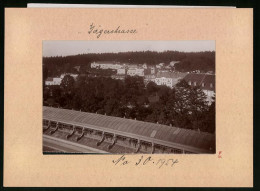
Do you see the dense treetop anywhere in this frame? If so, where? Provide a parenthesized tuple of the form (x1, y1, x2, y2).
(43, 75, 215, 134)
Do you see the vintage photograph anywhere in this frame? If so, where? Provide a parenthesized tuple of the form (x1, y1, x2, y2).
(42, 41, 216, 154)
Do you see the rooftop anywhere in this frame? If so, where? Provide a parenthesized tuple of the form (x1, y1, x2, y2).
(46, 77, 53, 81)
(184, 73, 215, 91)
(43, 106, 215, 153)
(156, 72, 188, 79)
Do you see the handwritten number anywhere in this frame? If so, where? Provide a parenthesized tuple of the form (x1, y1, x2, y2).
(156, 159, 166, 168)
(135, 155, 143, 166)
(143, 157, 152, 165)
(113, 155, 178, 168)
(166, 159, 179, 167)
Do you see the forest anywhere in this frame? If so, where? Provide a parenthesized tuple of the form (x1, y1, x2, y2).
(43, 51, 215, 78)
(43, 75, 215, 134)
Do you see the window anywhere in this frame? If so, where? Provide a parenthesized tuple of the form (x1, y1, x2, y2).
(210, 83, 213, 88)
(202, 83, 205, 87)
(194, 81, 197, 86)
(188, 81, 191, 85)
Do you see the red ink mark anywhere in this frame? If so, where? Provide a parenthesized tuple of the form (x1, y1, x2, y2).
(218, 151, 222, 158)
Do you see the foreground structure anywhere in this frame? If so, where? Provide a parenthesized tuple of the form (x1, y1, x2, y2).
(43, 106, 215, 154)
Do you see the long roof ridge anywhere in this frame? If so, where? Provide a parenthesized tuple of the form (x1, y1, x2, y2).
(43, 106, 215, 153)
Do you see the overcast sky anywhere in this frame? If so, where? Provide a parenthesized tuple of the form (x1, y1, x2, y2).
(43, 41, 215, 57)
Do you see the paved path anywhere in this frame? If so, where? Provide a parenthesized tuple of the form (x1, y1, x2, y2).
(43, 135, 108, 154)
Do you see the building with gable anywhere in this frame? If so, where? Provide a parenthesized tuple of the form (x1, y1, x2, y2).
(183, 73, 215, 104)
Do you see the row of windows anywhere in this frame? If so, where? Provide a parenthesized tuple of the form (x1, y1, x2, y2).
(188, 81, 214, 88)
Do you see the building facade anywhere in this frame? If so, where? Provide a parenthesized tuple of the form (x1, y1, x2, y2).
(117, 68, 126, 75)
(45, 73, 79, 86)
(91, 61, 123, 70)
(145, 72, 187, 88)
(183, 73, 215, 104)
(45, 77, 62, 86)
(127, 68, 144, 77)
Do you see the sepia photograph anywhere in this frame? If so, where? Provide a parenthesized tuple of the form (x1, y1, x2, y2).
(42, 41, 216, 154)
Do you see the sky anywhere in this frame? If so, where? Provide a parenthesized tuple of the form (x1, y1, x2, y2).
(43, 41, 215, 57)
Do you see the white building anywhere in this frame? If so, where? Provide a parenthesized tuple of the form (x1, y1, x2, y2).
(127, 68, 144, 77)
(45, 77, 54, 86)
(169, 61, 180, 66)
(153, 77, 173, 87)
(117, 68, 126, 75)
(91, 62, 100, 68)
(60, 73, 78, 80)
(144, 72, 187, 88)
(111, 64, 122, 70)
(127, 68, 137, 76)
(135, 68, 144, 76)
(127, 64, 138, 69)
(144, 75, 156, 85)
(142, 63, 148, 69)
(45, 77, 62, 86)
(90, 61, 122, 70)
(45, 73, 78, 86)
(150, 67, 156, 74)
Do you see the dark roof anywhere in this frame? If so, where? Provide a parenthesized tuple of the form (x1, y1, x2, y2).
(184, 73, 215, 91)
(93, 61, 119, 64)
(46, 77, 53, 81)
(144, 75, 156, 79)
(43, 106, 215, 153)
(202, 74, 215, 91)
(156, 72, 187, 79)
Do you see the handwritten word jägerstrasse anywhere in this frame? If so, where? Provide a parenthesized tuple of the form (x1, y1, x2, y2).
(88, 23, 137, 38)
(112, 155, 179, 169)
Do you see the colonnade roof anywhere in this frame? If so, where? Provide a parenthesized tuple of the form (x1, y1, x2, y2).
(43, 106, 215, 153)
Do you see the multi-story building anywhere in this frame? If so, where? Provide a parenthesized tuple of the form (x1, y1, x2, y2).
(110, 64, 122, 70)
(144, 75, 156, 85)
(135, 68, 145, 76)
(127, 68, 144, 77)
(45, 77, 54, 86)
(90, 62, 100, 68)
(117, 68, 126, 75)
(127, 68, 137, 76)
(144, 72, 187, 88)
(127, 64, 138, 69)
(155, 72, 187, 88)
(183, 73, 215, 104)
(90, 61, 122, 70)
(150, 67, 156, 74)
(45, 77, 62, 86)
(111, 74, 126, 80)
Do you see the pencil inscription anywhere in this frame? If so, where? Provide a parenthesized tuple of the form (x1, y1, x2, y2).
(112, 155, 179, 169)
(88, 23, 137, 38)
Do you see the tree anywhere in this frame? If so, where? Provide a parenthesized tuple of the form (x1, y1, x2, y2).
(60, 75, 75, 93)
(188, 87, 208, 130)
(147, 81, 159, 94)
